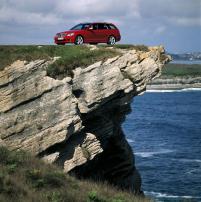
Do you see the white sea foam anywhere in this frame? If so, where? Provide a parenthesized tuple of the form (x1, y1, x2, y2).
(126, 138, 135, 143)
(147, 89, 180, 93)
(181, 88, 201, 91)
(179, 158, 201, 163)
(135, 149, 173, 158)
(147, 88, 201, 93)
(186, 168, 201, 175)
(145, 191, 201, 199)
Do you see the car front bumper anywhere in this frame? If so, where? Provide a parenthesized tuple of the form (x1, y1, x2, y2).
(54, 36, 75, 44)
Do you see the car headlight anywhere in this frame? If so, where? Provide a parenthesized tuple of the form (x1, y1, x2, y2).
(67, 33, 74, 37)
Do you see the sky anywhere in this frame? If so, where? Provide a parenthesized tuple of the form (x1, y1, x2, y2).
(0, 0, 200, 53)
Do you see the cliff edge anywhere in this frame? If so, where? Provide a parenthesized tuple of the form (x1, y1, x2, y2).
(0, 45, 170, 193)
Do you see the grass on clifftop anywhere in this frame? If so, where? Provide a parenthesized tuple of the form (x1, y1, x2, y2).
(0, 45, 148, 78)
(1, 45, 200, 79)
(162, 63, 201, 77)
(108, 44, 149, 51)
(0, 147, 149, 202)
(0, 45, 119, 78)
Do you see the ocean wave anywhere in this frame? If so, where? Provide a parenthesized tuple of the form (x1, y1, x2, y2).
(181, 88, 201, 91)
(147, 88, 201, 93)
(179, 158, 201, 163)
(145, 191, 201, 199)
(186, 168, 201, 175)
(135, 149, 173, 158)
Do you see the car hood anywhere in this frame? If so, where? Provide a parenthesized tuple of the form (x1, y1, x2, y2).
(58, 30, 81, 35)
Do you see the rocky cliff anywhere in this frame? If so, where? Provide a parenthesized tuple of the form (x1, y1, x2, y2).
(0, 46, 170, 193)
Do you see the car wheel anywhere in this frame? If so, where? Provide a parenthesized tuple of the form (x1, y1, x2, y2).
(107, 36, 116, 45)
(75, 36, 84, 45)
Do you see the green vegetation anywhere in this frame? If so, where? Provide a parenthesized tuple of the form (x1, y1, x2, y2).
(5, 45, 201, 79)
(108, 44, 149, 51)
(0, 45, 53, 70)
(0, 146, 149, 202)
(162, 63, 201, 77)
(0, 45, 119, 78)
(0, 45, 149, 78)
(47, 46, 119, 78)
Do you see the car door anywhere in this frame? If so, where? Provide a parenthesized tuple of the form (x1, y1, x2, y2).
(91, 23, 100, 42)
(97, 23, 110, 42)
(80, 23, 91, 43)
(85, 23, 99, 43)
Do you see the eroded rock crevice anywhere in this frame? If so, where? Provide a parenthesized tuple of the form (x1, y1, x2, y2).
(69, 103, 143, 194)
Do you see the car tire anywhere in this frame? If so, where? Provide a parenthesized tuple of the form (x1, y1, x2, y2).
(107, 36, 116, 45)
(75, 35, 84, 45)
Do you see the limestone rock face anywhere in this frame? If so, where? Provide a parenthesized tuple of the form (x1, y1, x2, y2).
(0, 46, 170, 193)
(63, 132, 103, 172)
(72, 57, 133, 113)
(0, 60, 82, 154)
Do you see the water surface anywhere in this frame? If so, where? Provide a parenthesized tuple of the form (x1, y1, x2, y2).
(123, 91, 201, 202)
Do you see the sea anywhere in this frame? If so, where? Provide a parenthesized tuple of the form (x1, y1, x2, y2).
(123, 89, 201, 202)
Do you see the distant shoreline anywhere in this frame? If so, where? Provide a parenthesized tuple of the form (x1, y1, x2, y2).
(149, 61, 201, 90)
(147, 76, 201, 91)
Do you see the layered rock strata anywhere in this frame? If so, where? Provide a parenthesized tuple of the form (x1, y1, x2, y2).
(0, 46, 170, 193)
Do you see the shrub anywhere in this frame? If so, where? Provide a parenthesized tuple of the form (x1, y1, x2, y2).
(0, 147, 9, 164)
(0, 172, 4, 192)
(0, 147, 26, 168)
(87, 190, 106, 202)
(6, 163, 18, 174)
(43, 171, 65, 188)
(110, 194, 126, 202)
(26, 169, 44, 188)
(26, 169, 66, 188)
(47, 191, 63, 202)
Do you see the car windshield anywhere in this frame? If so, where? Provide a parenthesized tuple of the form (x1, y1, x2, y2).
(70, 23, 91, 30)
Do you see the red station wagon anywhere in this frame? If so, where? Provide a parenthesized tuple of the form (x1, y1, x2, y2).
(54, 22, 121, 45)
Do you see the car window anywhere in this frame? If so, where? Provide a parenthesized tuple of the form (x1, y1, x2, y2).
(108, 24, 117, 30)
(82, 24, 91, 29)
(70, 24, 83, 30)
(93, 24, 98, 30)
(105, 24, 110, 29)
(98, 23, 108, 30)
(70, 23, 91, 30)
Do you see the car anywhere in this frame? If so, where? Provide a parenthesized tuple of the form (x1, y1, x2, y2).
(54, 22, 121, 45)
